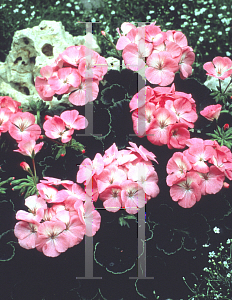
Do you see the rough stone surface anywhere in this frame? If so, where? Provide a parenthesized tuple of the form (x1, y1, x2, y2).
(204, 76, 232, 95)
(0, 20, 101, 109)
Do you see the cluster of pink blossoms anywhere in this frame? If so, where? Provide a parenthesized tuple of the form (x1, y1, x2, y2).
(129, 83, 198, 148)
(14, 177, 101, 257)
(116, 22, 195, 86)
(0, 96, 44, 158)
(35, 45, 108, 106)
(167, 138, 232, 208)
(76, 142, 160, 214)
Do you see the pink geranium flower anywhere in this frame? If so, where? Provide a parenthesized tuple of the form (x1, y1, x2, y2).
(16, 195, 47, 223)
(198, 166, 225, 195)
(68, 79, 99, 106)
(60, 45, 86, 67)
(36, 220, 69, 257)
(121, 180, 146, 214)
(203, 56, 232, 80)
(200, 104, 222, 121)
(60, 110, 88, 130)
(55, 210, 85, 247)
(123, 42, 152, 71)
(78, 50, 108, 80)
(99, 185, 123, 212)
(96, 165, 127, 193)
(170, 171, 202, 208)
(145, 51, 179, 86)
(48, 67, 81, 94)
(0, 108, 12, 134)
(14, 140, 44, 157)
(167, 123, 190, 149)
(184, 144, 215, 173)
(75, 201, 101, 237)
(0, 96, 21, 113)
(179, 46, 195, 79)
(166, 152, 192, 186)
(147, 108, 176, 146)
(14, 221, 39, 250)
(127, 162, 159, 198)
(9, 112, 41, 142)
(76, 153, 104, 184)
(43, 116, 74, 143)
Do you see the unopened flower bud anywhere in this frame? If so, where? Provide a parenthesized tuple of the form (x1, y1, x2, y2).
(44, 115, 51, 121)
(223, 182, 230, 188)
(223, 124, 229, 131)
(60, 153, 65, 157)
(101, 31, 106, 36)
(81, 149, 85, 154)
(39, 135, 44, 139)
(20, 162, 31, 172)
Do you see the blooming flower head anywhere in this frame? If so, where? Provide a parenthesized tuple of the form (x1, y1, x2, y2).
(9, 112, 41, 142)
(203, 56, 232, 80)
(200, 104, 222, 121)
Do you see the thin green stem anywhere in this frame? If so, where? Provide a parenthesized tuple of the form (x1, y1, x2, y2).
(224, 78, 232, 94)
(37, 110, 41, 126)
(32, 158, 37, 183)
(219, 79, 222, 93)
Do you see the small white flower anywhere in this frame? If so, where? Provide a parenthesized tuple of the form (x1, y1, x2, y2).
(66, 3, 72, 7)
(218, 31, 222, 35)
(146, 16, 151, 20)
(111, 10, 115, 14)
(202, 244, 210, 247)
(13, 8, 19, 13)
(221, 5, 227, 10)
(198, 36, 204, 42)
(226, 239, 231, 244)
(208, 251, 216, 258)
(223, 261, 229, 269)
(208, 14, 213, 18)
(213, 226, 220, 234)
(227, 273, 231, 277)
(18, 4, 23, 8)
(21, 10, 26, 14)
(169, 6, 175, 10)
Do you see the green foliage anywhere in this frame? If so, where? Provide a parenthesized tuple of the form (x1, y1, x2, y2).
(0, 177, 14, 194)
(207, 125, 232, 148)
(11, 175, 39, 197)
(118, 214, 137, 228)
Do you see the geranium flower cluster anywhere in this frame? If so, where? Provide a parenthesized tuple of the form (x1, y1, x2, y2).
(14, 177, 101, 257)
(0, 96, 44, 158)
(35, 45, 108, 106)
(76, 142, 160, 214)
(129, 83, 198, 148)
(116, 22, 195, 86)
(43, 109, 88, 143)
(166, 138, 232, 208)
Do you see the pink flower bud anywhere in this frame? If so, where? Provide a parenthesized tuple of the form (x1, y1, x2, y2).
(20, 162, 31, 171)
(101, 31, 106, 36)
(223, 182, 230, 188)
(60, 153, 65, 157)
(224, 124, 229, 131)
(81, 149, 85, 154)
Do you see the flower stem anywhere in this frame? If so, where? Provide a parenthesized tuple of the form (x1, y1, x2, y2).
(224, 78, 232, 94)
